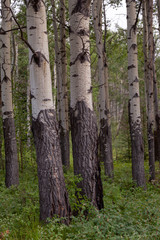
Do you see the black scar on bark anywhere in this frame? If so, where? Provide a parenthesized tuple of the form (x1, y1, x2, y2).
(3, 117, 19, 188)
(71, 0, 91, 17)
(32, 109, 71, 223)
(70, 101, 104, 210)
(29, 0, 41, 12)
(1, 43, 7, 49)
(2, 76, 10, 83)
(30, 51, 49, 67)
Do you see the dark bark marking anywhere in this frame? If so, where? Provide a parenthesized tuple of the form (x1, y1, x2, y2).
(1, 43, 7, 49)
(70, 101, 104, 210)
(30, 51, 49, 67)
(2, 76, 10, 83)
(130, 43, 137, 50)
(32, 109, 71, 222)
(133, 93, 139, 98)
(0, 27, 6, 35)
(128, 64, 136, 70)
(28, 0, 42, 12)
(72, 74, 79, 77)
(70, 51, 90, 66)
(4, 111, 13, 116)
(43, 98, 51, 102)
(29, 26, 36, 30)
(30, 93, 36, 99)
(71, 0, 91, 17)
(3, 117, 19, 187)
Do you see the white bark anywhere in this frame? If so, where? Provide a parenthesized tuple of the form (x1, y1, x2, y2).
(0, 0, 13, 120)
(127, 0, 141, 126)
(27, 1, 54, 119)
(126, 0, 145, 186)
(69, 0, 93, 110)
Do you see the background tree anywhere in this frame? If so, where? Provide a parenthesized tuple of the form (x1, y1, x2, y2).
(0, 0, 19, 187)
(92, 0, 114, 178)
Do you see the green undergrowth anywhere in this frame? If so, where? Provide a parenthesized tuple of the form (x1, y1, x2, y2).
(1, 162, 160, 239)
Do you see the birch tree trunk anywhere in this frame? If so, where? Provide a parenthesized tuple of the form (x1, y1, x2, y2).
(143, 0, 155, 180)
(69, 0, 103, 209)
(92, 0, 113, 178)
(51, 0, 70, 168)
(26, 0, 71, 222)
(59, 0, 70, 168)
(0, 0, 19, 187)
(126, 0, 146, 187)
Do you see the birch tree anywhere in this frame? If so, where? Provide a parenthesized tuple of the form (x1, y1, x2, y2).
(126, 0, 146, 186)
(92, 0, 113, 178)
(143, 0, 155, 180)
(51, 0, 70, 168)
(0, 0, 19, 187)
(26, 0, 71, 222)
(69, 0, 104, 209)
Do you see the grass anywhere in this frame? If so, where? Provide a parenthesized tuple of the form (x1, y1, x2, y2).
(1, 161, 160, 239)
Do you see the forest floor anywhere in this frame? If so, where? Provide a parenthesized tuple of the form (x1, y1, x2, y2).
(0, 161, 160, 240)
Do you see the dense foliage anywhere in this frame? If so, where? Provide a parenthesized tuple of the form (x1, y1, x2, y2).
(1, 161, 160, 239)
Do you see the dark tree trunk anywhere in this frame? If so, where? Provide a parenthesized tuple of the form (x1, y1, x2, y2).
(70, 101, 104, 210)
(3, 117, 19, 187)
(32, 109, 71, 223)
(99, 119, 113, 178)
(60, 128, 70, 169)
(148, 123, 155, 180)
(154, 113, 160, 162)
(128, 102, 146, 187)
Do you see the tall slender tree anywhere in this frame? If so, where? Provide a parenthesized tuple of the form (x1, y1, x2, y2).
(0, 0, 19, 187)
(92, 0, 113, 178)
(26, 0, 71, 222)
(143, 0, 155, 180)
(126, 0, 146, 186)
(69, 0, 103, 209)
(51, 0, 70, 168)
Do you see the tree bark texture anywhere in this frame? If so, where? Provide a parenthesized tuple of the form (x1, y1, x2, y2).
(92, 0, 113, 178)
(32, 109, 71, 222)
(70, 101, 103, 210)
(153, 43, 160, 162)
(145, 0, 155, 180)
(27, 0, 71, 222)
(51, 0, 70, 168)
(59, 0, 70, 168)
(126, 0, 146, 187)
(69, 0, 104, 208)
(0, 0, 19, 187)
